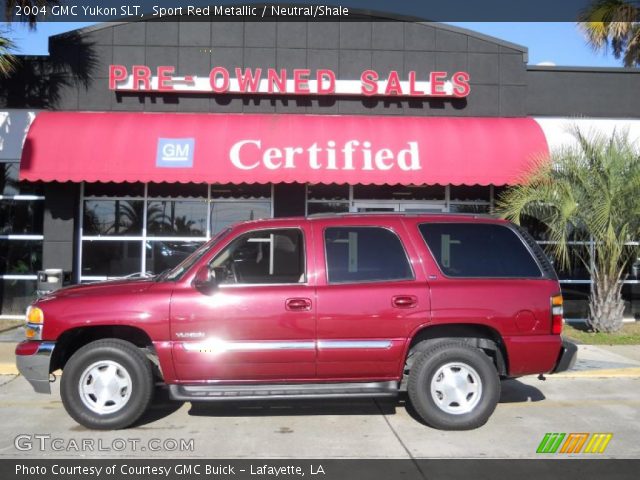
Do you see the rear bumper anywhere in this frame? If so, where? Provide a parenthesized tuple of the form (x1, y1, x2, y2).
(503, 334, 577, 376)
(15, 341, 55, 394)
(551, 339, 578, 373)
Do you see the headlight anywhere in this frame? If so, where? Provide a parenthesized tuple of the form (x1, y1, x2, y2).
(26, 306, 44, 324)
(25, 306, 44, 340)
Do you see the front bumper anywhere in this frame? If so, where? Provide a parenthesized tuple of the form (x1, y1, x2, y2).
(551, 339, 578, 373)
(15, 341, 55, 394)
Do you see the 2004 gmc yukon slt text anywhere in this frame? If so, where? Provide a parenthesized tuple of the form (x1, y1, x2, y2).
(16, 214, 577, 430)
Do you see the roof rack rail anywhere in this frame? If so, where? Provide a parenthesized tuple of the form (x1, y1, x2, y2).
(306, 212, 498, 219)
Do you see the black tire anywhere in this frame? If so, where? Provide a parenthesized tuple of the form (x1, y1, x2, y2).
(407, 341, 500, 430)
(60, 339, 154, 430)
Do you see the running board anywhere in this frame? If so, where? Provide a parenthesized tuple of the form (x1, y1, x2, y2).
(169, 381, 398, 401)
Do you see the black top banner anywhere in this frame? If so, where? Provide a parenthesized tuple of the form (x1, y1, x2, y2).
(1, 0, 603, 22)
(2, 459, 640, 480)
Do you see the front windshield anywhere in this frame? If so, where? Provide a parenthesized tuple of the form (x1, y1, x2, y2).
(160, 228, 232, 281)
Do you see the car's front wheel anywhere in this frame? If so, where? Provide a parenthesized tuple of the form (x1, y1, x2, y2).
(407, 341, 500, 430)
(60, 339, 154, 430)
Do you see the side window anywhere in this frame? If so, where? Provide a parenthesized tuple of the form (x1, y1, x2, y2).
(324, 227, 413, 283)
(210, 229, 305, 285)
(419, 223, 542, 278)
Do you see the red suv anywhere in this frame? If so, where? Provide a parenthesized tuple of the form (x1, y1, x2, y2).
(16, 214, 577, 430)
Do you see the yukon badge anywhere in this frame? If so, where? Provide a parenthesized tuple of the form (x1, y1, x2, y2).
(175, 332, 205, 339)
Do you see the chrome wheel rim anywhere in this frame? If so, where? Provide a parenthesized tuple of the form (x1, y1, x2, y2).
(78, 360, 132, 415)
(430, 362, 482, 415)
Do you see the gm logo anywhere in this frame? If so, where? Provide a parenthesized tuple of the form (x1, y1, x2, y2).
(156, 138, 194, 168)
(536, 432, 613, 454)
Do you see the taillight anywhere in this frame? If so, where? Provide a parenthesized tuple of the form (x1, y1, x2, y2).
(551, 294, 563, 335)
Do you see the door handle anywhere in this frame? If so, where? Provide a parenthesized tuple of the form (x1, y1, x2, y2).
(392, 295, 418, 309)
(285, 298, 312, 311)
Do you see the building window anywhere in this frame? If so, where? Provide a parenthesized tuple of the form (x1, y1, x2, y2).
(354, 184, 446, 201)
(81, 240, 143, 278)
(306, 184, 493, 214)
(79, 182, 272, 281)
(146, 200, 207, 236)
(83, 200, 145, 236)
(0, 162, 44, 315)
(306, 184, 350, 215)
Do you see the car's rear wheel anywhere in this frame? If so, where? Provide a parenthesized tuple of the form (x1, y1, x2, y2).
(407, 341, 500, 430)
(61, 339, 153, 430)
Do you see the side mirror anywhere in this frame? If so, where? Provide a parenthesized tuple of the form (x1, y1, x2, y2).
(193, 266, 218, 293)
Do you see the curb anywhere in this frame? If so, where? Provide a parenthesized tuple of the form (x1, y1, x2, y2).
(0, 324, 22, 335)
(552, 367, 640, 378)
(0, 363, 18, 375)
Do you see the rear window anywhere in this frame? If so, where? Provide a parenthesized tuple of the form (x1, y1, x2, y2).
(325, 227, 413, 283)
(419, 223, 542, 278)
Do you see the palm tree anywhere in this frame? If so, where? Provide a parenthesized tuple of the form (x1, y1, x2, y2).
(1, 1, 61, 76)
(497, 127, 640, 333)
(173, 215, 203, 236)
(0, 33, 17, 76)
(578, 0, 640, 67)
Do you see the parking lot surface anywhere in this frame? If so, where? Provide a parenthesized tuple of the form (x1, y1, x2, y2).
(0, 371, 638, 459)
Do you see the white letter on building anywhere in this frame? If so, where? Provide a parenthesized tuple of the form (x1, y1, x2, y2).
(397, 142, 421, 170)
(230, 140, 261, 170)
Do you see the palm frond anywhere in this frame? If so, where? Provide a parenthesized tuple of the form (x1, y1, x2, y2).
(578, 0, 640, 64)
(5, 1, 62, 29)
(0, 35, 17, 76)
(497, 126, 640, 328)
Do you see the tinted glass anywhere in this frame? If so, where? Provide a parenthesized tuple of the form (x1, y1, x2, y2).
(519, 214, 551, 241)
(81, 241, 142, 277)
(449, 185, 490, 202)
(545, 244, 590, 281)
(561, 284, 590, 319)
(210, 202, 271, 234)
(147, 200, 207, 236)
(83, 200, 144, 236)
(0, 240, 42, 274)
(83, 182, 145, 197)
(622, 283, 640, 321)
(448, 204, 490, 214)
(1, 279, 37, 315)
(147, 183, 207, 198)
(0, 200, 44, 234)
(210, 229, 305, 285)
(1, 163, 41, 196)
(353, 185, 445, 201)
(0, 163, 19, 196)
(210, 184, 271, 199)
(419, 223, 541, 278)
(325, 227, 413, 283)
(307, 202, 350, 215)
(307, 184, 349, 201)
(146, 240, 204, 274)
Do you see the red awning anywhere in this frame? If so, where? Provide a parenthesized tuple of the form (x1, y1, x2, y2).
(20, 112, 548, 186)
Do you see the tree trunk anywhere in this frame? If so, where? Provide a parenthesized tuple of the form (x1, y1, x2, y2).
(588, 269, 626, 333)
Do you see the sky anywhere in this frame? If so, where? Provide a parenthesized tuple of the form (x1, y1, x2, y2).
(1, 21, 624, 68)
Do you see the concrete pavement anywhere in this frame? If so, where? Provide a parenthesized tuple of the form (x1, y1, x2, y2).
(0, 374, 638, 458)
